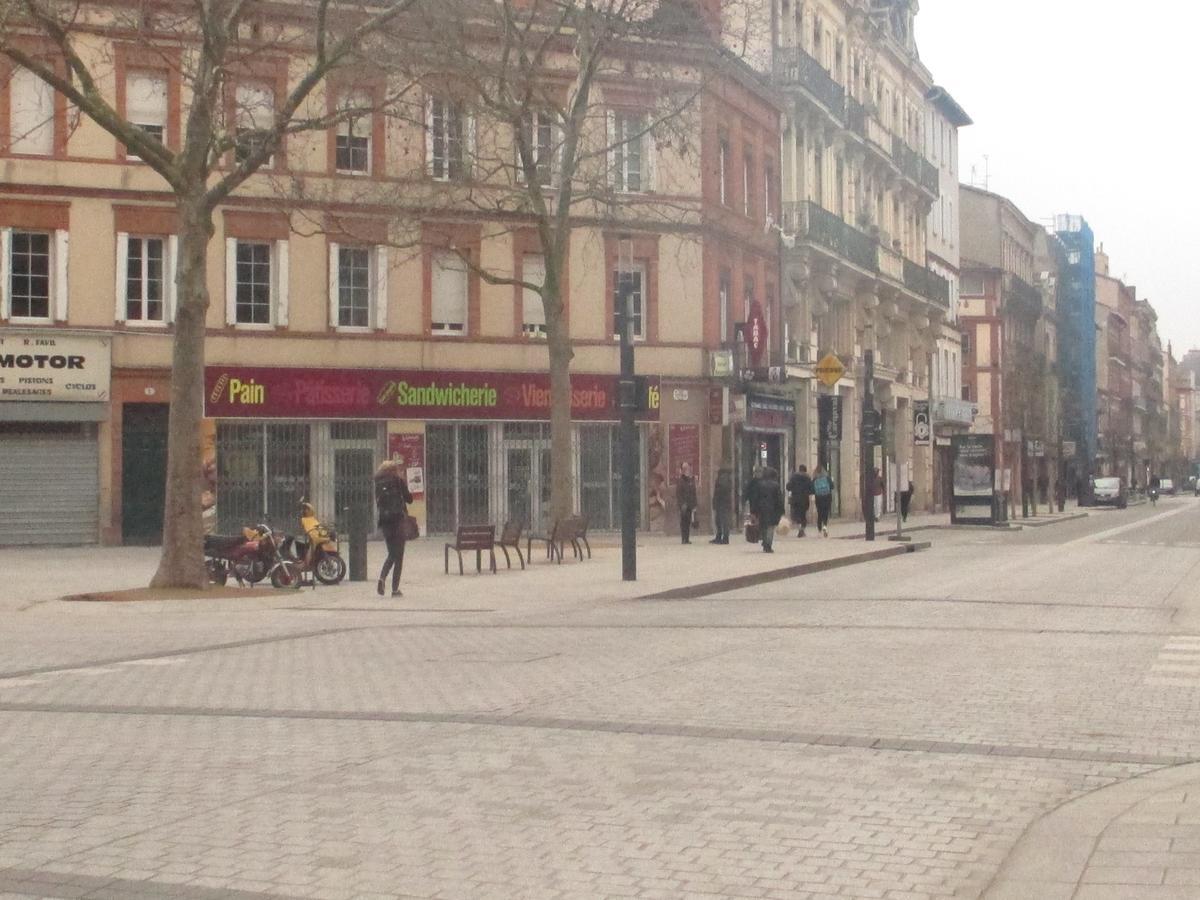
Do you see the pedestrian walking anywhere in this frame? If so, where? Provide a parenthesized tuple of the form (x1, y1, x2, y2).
(374, 459, 414, 597)
(710, 466, 733, 544)
(750, 466, 785, 553)
(676, 462, 697, 544)
(812, 465, 834, 537)
(870, 467, 885, 521)
(786, 465, 815, 537)
(900, 480, 913, 522)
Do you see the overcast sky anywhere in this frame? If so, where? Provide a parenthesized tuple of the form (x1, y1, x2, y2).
(916, 0, 1198, 356)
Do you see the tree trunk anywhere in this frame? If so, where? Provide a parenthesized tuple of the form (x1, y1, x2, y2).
(544, 273, 575, 523)
(150, 196, 214, 588)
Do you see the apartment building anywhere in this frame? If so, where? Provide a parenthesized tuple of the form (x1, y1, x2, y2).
(0, 2, 782, 544)
(762, 0, 960, 519)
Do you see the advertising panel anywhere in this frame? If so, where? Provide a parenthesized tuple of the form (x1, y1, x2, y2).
(818, 394, 842, 442)
(205, 366, 661, 422)
(0, 331, 111, 402)
(667, 424, 701, 485)
(951, 433, 996, 525)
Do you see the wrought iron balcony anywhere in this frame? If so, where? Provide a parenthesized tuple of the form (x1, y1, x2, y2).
(903, 258, 950, 307)
(846, 96, 866, 137)
(773, 46, 845, 120)
(796, 201, 878, 272)
(1004, 273, 1043, 315)
(892, 135, 939, 197)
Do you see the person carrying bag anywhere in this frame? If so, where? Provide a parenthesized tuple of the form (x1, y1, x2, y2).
(374, 459, 414, 597)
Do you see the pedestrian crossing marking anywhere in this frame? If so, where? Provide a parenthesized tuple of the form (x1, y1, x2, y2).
(1145, 636, 1200, 689)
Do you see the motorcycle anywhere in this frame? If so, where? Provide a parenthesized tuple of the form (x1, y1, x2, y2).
(204, 524, 300, 589)
(282, 500, 347, 586)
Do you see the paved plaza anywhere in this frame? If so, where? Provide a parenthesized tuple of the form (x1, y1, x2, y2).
(2, 499, 1200, 898)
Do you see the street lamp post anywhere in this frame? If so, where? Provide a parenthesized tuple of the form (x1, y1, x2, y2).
(862, 349, 876, 541)
(618, 237, 637, 581)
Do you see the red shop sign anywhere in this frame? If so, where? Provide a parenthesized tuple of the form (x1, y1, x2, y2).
(747, 302, 768, 365)
(205, 366, 661, 421)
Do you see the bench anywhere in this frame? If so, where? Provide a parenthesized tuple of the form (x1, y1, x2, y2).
(444, 524, 497, 575)
(497, 520, 525, 570)
(526, 516, 588, 564)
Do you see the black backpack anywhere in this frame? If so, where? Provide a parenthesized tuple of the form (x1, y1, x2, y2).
(375, 474, 407, 521)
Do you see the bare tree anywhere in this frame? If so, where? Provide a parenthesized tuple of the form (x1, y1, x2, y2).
(319, 0, 761, 523)
(0, 0, 418, 586)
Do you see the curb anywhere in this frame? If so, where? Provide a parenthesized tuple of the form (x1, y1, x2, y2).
(639, 541, 932, 600)
(982, 761, 1200, 899)
(1020, 511, 1089, 528)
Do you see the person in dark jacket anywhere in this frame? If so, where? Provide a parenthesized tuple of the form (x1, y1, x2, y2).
(812, 465, 835, 537)
(676, 463, 697, 544)
(899, 480, 914, 522)
(710, 466, 733, 544)
(786, 465, 815, 537)
(750, 467, 785, 553)
(374, 459, 414, 597)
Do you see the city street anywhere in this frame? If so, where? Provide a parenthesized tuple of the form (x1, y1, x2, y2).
(2, 499, 1200, 899)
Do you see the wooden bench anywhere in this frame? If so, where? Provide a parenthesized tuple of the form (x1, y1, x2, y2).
(444, 524, 497, 575)
(497, 520, 525, 570)
(526, 516, 588, 564)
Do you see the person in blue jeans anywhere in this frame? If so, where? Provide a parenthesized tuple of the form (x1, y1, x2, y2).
(812, 465, 835, 537)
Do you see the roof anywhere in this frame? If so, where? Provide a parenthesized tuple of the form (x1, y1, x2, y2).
(926, 86, 972, 127)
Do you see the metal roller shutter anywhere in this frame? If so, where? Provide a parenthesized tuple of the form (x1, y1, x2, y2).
(0, 424, 99, 545)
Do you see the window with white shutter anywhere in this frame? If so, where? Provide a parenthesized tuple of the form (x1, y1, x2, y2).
(611, 264, 646, 340)
(335, 90, 372, 174)
(234, 82, 275, 167)
(9, 68, 54, 156)
(522, 253, 546, 338)
(431, 251, 467, 334)
(610, 112, 647, 193)
(428, 97, 467, 181)
(126, 72, 167, 154)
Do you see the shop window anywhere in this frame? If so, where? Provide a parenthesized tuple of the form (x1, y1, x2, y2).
(609, 111, 650, 193)
(234, 81, 275, 167)
(428, 97, 468, 181)
(5, 230, 52, 320)
(522, 252, 547, 338)
(124, 235, 166, 322)
(611, 263, 646, 340)
(336, 245, 371, 328)
(335, 90, 372, 174)
(126, 72, 167, 155)
(431, 251, 468, 334)
(9, 67, 54, 156)
(234, 240, 272, 324)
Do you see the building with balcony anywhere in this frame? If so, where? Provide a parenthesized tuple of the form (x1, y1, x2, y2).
(1094, 248, 1136, 483)
(764, 0, 959, 519)
(960, 186, 1063, 514)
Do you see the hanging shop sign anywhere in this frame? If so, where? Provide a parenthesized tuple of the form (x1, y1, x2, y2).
(818, 394, 842, 443)
(205, 366, 661, 421)
(0, 331, 111, 402)
(746, 302, 768, 365)
(913, 400, 931, 445)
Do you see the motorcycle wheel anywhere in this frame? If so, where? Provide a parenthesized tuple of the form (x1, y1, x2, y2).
(270, 561, 302, 590)
(314, 553, 347, 585)
(236, 558, 267, 585)
(206, 559, 228, 586)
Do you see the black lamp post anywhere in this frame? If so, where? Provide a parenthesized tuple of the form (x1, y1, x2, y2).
(617, 237, 637, 581)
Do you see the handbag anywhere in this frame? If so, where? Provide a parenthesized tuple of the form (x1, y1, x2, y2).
(743, 514, 760, 543)
(401, 514, 420, 541)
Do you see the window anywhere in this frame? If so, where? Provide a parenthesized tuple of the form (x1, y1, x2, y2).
(610, 112, 649, 193)
(7, 231, 51, 319)
(234, 241, 272, 324)
(718, 138, 730, 205)
(234, 82, 275, 166)
(337, 246, 371, 327)
(431, 251, 468, 334)
(961, 331, 971, 355)
(764, 163, 774, 222)
(961, 384, 972, 402)
(125, 236, 165, 322)
(518, 111, 557, 186)
(743, 274, 755, 319)
(522, 253, 547, 338)
(126, 72, 167, 152)
(743, 153, 754, 217)
(335, 91, 372, 174)
(960, 273, 985, 296)
(612, 264, 645, 340)
(429, 97, 467, 181)
(9, 67, 54, 155)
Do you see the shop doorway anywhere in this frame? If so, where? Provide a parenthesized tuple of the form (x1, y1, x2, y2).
(743, 432, 783, 485)
(121, 404, 169, 544)
(503, 423, 551, 529)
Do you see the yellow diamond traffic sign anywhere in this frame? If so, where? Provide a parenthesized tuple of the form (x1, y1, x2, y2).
(815, 353, 846, 388)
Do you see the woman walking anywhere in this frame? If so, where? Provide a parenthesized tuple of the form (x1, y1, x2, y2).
(676, 462, 698, 544)
(750, 467, 785, 553)
(786, 465, 814, 537)
(375, 459, 414, 597)
(812, 465, 835, 537)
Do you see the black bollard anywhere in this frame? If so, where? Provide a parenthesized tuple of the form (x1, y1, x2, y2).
(347, 503, 368, 582)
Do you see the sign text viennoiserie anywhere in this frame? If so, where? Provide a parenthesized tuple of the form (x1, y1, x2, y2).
(205, 366, 661, 421)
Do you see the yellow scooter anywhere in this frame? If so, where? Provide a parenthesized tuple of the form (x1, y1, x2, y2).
(286, 500, 347, 585)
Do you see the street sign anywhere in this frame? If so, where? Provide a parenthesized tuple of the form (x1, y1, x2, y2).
(747, 302, 768, 365)
(913, 400, 931, 445)
(815, 353, 846, 388)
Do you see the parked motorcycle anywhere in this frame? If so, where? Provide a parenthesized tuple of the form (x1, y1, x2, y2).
(204, 524, 300, 589)
(282, 500, 347, 585)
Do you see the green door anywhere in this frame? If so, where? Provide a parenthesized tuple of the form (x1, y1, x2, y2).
(121, 404, 169, 544)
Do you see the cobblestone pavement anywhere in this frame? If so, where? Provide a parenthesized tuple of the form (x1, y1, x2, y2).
(1, 498, 1198, 899)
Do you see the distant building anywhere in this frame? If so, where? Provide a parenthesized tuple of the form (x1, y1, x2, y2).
(1055, 215, 1098, 491)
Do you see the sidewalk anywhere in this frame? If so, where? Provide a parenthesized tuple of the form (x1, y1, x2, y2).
(985, 762, 1200, 899)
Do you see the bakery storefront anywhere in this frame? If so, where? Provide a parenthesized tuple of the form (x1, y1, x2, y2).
(0, 331, 111, 545)
(203, 365, 660, 535)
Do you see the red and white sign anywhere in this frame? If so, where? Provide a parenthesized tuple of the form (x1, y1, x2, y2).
(746, 302, 768, 364)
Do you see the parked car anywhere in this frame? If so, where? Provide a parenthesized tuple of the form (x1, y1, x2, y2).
(1160, 478, 1177, 495)
(1092, 477, 1127, 509)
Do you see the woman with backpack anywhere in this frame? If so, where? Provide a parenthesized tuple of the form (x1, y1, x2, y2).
(374, 459, 414, 597)
(812, 465, 835, 537)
